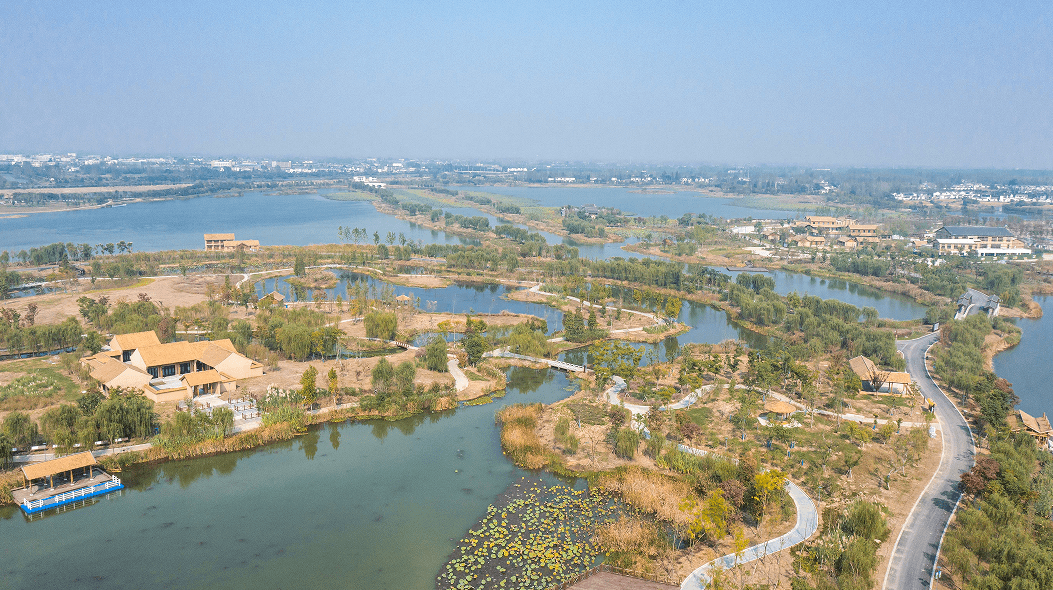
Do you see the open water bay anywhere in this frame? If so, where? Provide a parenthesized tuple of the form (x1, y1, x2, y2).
(0, 191, 477, 254)
(0, 368, 581, 590)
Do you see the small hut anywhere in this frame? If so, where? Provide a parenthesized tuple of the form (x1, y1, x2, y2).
(764, 400, 797, 421)
(395, 294, 412, 305)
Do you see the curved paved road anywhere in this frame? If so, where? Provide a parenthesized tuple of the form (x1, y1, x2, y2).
(883, 333, 975, 590)
(680, 479, 818, 589)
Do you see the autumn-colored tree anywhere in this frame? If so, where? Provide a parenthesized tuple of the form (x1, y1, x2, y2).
(754, 469, 787, 515)
(300, 365, 318, 408)
(327, 367, 338, 407)
(682, 489, 735, 541)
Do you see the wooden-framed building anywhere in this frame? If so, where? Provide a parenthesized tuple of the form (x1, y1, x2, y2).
(848, 355, 912, 394)
(20, 452, 99, 491)
(1008, 409, 1053, 444)
(82, 330, 264, 402)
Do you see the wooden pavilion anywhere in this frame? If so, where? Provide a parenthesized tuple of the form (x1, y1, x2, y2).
(20, 452, 99, 491)
(764, 400, 797, 421)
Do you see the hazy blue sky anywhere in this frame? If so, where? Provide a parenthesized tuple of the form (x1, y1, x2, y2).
(2, 1, 1051, 167)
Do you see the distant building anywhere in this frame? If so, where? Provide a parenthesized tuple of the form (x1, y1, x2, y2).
(802, 216, 848, 231)
(847, 223, 880, 243)
(792, 216, 882, 249)
(204, 233, 260, 252)
(82, 331, 264, 403)
(932, 226, 1030, 256)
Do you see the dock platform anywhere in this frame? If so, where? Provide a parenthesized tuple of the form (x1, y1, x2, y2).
(13, 468, 124, 515)
(12, 452, 124, 515)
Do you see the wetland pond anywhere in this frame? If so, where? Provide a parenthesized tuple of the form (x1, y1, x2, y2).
(0, 368, 604, 590)
(1, 187, 933, 589)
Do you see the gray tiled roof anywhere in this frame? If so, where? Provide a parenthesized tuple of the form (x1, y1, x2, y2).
(939, 226, 1013, 237)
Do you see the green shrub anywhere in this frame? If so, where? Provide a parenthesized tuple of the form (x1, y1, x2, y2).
(646, 433, 665, 458)
(614, 427, 640, 459)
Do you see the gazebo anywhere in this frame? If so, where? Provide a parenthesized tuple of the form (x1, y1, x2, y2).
(764, 400, 797, 421)
(395, 294, 412, 305)
(20, 452, 99, 492)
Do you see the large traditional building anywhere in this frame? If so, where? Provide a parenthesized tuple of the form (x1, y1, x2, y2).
(932, 226, 1030, 256)
(1008, 409, 1053, 445)
(791, 216, 881, 250)
(82, 331, 264, 403)
(204, 233, 260, 252)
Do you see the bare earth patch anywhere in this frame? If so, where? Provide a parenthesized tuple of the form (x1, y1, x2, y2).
(0, 275, 230, 325)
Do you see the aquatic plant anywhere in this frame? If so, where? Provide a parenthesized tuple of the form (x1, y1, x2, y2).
(436, 479, 618, 590)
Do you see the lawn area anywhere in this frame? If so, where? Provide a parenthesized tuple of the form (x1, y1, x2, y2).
(0, 358, 83, 412)
(681, 406, 712, 428)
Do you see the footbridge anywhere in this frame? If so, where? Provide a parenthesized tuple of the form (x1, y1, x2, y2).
(483, 349, 589, 373)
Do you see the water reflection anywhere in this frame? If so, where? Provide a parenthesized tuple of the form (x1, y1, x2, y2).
(505, 366, 556, 394)
(328, 423, 341, 451)
(300, 429, 320, 460)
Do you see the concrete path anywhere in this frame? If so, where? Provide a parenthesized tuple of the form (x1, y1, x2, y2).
(13, 443, 153, 464)
(680, 479, 819, 589)
(766, 391, 936, 430)
(882, 333, 974, 590)
(569, 572, 678, 590)
(447, 357, 470, 392)
(528, 283, 664, 324)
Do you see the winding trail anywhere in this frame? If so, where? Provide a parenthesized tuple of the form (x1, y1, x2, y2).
(602, 377, 819, 588)
(882, 333, 974, 590)
(680, 480, 818, 590)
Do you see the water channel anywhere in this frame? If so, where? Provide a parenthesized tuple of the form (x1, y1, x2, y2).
(993, 296, 1052, 418)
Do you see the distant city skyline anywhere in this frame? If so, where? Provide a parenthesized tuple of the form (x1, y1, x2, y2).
(2, 1, 1052, 169)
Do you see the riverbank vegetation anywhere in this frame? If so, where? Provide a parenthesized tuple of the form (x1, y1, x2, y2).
(927, 313, 1053, 589)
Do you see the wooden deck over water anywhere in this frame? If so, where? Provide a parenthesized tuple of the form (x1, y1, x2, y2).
(11, 469, 113, 505)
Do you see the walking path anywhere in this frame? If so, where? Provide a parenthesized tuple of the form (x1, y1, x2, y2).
(12, 442, 153, 464)
(528, 283, 664, 325)
(765, 390, 936, 430)
(447, 357, 470, 391)
(680, 480, 819, 589)
(483, 349, 589, 373)
(600, 377, 819, 588)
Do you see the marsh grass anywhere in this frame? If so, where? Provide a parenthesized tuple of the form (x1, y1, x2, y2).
(597, 467, 694, 529)
(497, 403, 549, 469)
(593, 515, 667, 570)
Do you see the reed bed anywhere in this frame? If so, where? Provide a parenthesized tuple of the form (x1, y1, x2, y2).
(597, 467, 694, 528)
(497, 403, 549, 469)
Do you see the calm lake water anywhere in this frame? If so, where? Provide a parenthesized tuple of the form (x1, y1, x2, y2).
(993, 296, 1052, 417)
(721, 268, 925, 322)
(0, 191, 479, 254)
(0, 367, 579, 590)
(257, 271, 567, 334)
